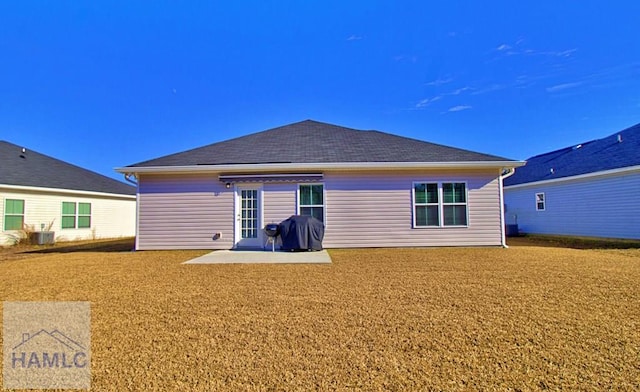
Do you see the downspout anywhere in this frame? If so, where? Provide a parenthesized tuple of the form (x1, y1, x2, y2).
(123, 173, 140, 250)
(499, 168, 516, 248)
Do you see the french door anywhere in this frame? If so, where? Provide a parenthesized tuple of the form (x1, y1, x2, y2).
(234, 185, 262, 248)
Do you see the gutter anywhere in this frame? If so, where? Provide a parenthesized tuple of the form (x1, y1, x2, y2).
(504, 164, 640, 190)
(0, 183, 136, 199)
(499, 168, 517, 248)
(116, 160, 527, 175)
(124, 173, 138, 186)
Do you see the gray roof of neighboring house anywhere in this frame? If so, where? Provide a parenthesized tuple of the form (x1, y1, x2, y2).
(0, 141, 136, 195)
(505, 122, 640, 187)
(127, 120, 515, 167)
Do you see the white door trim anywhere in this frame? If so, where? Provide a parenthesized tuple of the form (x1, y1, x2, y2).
(234, 184, 263, 248)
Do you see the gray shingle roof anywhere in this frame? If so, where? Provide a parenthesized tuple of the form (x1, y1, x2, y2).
(0, 141, 136, 195)
(128, 120, 514, 167)
(504, 122, 640, 187)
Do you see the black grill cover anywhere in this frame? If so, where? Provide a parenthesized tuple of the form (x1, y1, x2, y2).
(278, 215, 324, 251)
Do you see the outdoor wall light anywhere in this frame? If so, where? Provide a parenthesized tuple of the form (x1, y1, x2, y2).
(225, 182, 231, 189)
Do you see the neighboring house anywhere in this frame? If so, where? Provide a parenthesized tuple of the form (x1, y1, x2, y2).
(1, 141, 136, 245)
(117, 120, 524, 250)
(504, 123, 640, 239)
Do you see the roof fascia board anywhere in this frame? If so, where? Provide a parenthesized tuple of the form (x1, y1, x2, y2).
(0, 183, 137, 199)
(117, 161, 526, 174)
(505, 164, 640, 190)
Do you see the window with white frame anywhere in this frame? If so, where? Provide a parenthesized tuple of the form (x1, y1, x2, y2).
(298, 184, 324, 222)
(413, 183, 439, 226)
(4, 199, 25, 231)
(62, 202, 92, 229)
(413, 182, 468, 227)
(535, 193, 545, 211)
(442, 182, 468, 226)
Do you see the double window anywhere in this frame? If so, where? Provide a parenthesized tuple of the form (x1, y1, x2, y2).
(4, 199, 25, 231)
(413, 182, 468, 227)
(298, 184, 324, 222)
(62, 202, 92, 229)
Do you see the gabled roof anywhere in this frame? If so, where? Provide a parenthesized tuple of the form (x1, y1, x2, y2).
(0, 141, 136, 195)
(505, 122, 640, 187)
(125, 120, 517, 169)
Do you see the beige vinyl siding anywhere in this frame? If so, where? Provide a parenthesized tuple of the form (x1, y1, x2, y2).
(263, 183, 297, 225)
(1, 187, 135, 245)
(137, 173, 233, 250)
(135, 169, 504, 250)
(261, 182, 307, 249)
(504, 170, 640, 239)
(322, 170, 502, 248)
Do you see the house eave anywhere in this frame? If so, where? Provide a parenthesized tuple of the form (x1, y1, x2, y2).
(0, 183, 137, 199)
(504, 164, 640, 190)
(116, 161, 526, 175)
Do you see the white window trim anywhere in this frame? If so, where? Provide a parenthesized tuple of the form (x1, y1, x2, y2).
(297, 183, 326, 223)
(3, 198, 25, 232)
(535, 192, 545, 211)
(62, 202, 92, 230)
(412, 182, 440, 227)
(412, 181, 469, 228)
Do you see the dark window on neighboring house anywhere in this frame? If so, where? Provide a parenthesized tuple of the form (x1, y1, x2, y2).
(535, 193, 545, 211)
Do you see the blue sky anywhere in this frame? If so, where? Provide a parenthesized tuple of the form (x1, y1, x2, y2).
(2, 1, 639, 181)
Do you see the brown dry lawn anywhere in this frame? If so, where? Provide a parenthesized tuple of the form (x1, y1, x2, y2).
(1, 238, 639, 391)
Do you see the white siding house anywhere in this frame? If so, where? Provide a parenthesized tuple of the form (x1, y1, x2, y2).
(504, 167, 640, 239)
(1, 185, 136, 245)
(120, 120, 524, 250)
(1, 141, 136, 246)
(504, 123, 640, 240)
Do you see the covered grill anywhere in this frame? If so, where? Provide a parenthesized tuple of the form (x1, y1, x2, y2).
(278, 215, 324, 251)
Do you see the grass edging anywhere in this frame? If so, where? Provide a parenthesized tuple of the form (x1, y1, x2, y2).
(509, 233, 640, 249)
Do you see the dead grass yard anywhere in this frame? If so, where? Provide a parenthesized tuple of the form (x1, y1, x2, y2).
(1, 239, 639, 391)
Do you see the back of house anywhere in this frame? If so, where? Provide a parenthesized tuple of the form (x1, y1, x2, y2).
(118, 120, 524, 250)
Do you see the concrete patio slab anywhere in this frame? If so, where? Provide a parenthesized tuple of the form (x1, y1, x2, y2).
(183, 249, 332, 264)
